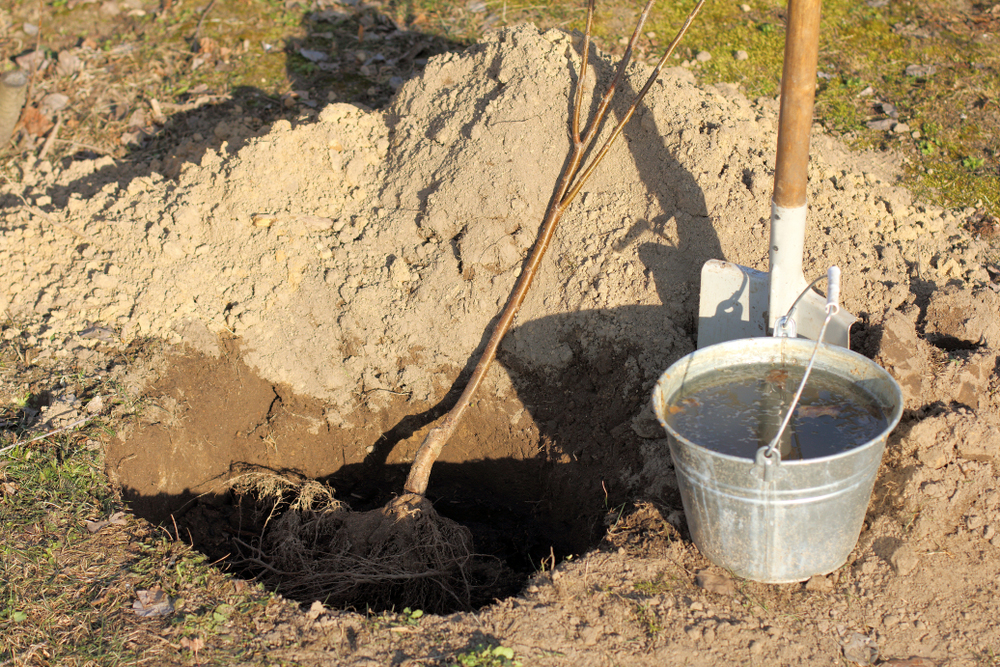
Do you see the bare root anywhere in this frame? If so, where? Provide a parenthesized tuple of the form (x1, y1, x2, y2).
(233, 476, 474, 611)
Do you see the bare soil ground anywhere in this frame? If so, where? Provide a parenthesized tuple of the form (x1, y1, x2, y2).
(2, 1, 1000, 666)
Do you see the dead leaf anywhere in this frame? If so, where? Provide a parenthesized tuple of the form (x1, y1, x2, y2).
(85, 511, 126, 533)
(15, 50, 48, 74)
(85, 519, 107, 533)
(197, 36, 219, 54)
(179, 636, 205, 662)
(20, 107, 54, 138)
(840, 632, 879, 666)
(40, 93, 70, 115)
(133, 588, 174, 617)
(56, 51, 84, 76)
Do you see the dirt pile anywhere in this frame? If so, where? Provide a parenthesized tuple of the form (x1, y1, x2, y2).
(2, 24, 995, 422)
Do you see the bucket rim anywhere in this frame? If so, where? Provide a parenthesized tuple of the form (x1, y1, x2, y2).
(652, 336, 904, 466)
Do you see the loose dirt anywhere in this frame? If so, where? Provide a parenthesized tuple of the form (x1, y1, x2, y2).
(3, 23, 1000, 665)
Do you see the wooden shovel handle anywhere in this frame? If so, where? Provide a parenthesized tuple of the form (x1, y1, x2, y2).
(773, 0, 821, 209)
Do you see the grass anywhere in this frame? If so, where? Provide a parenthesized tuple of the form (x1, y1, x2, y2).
(0, 357, 281, 665)
(450, 644, 522, 667)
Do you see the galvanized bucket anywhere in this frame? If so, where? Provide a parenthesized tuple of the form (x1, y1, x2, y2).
(651, 337, 903, 583)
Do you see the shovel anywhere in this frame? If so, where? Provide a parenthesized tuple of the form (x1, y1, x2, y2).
(696, 0, 855, 349)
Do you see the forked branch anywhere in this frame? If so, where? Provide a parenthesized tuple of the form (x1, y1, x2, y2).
(404, 0, 707, 496)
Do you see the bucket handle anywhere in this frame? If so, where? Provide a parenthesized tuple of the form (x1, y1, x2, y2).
(757, 266, 842, 474)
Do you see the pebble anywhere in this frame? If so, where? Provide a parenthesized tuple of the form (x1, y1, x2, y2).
(696, 50, 712, 62)
(892, 122, 910, 134)
(890, 546, 920, 576)
(695, 570, 735, 595)
(735, 50, 749, 61)
(580, 625, 601, 646)
(867, 119, 895, 131)
(804, 574, 834, 592)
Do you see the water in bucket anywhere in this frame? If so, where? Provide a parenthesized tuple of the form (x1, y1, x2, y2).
(661, 363, 888, 460)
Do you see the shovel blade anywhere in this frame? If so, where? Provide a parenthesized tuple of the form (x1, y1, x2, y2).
(697, 259, 768, 349)
(697, 259, 856, 349)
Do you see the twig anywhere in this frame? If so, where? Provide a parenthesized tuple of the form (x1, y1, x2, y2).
(37, 110, 61, 160)
(0, 416, 93, 456)
(191, 0, 219, 51)
(403, 0, 706, 496)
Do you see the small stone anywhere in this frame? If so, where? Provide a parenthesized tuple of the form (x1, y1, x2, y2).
(695, 50, 712, 62)
(740, 4, 751, 11)
(867, 119, 895, 131)
(916, 442, 951, 469)
(892, 122, 910, 134)
(695, 570, 735, 595)
(858, 86, 874, 96)
(85, 395, 105, 414)
(889, 545, 919, 576)
(581, 625, 601, 646)
(162, 241, 184, 259)
(306, 600, 326, 620)
(685, 625, 702, 640)
(735, 50, 749, 61)
(804, 574, 834, 592)
(41, 93, 70, 114)
(749, 640, 763, 655)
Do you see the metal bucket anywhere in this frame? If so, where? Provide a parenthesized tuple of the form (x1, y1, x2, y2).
(651, 337, 903, 583)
